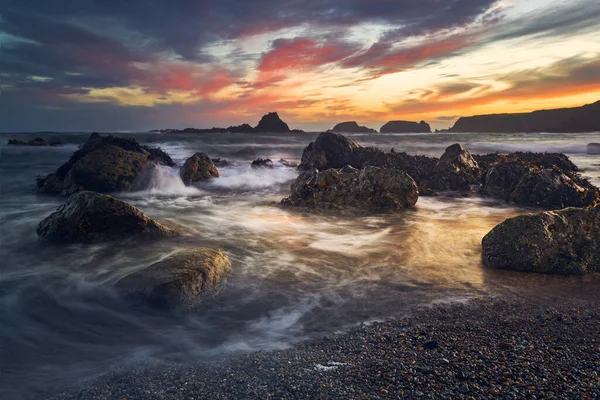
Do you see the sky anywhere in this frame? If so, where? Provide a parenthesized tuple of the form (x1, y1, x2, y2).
(1, 0, 600, 132)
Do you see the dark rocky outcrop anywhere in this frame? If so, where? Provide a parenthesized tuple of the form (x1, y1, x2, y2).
(116, 248, 231, 310)
(212, 158, 230, 167)
(481, 156, 598, 209)
(278, 159, 298, 168)
(299, 132, 438, 188)
(422, 144, 481, 191)
(232, 146, 256, 157)
(482, 207, 600, 275)
(473, 152, 578, 173)
(255, 112, 290, 133)
(251, 158, 274, 168)
(331, 122, 377, 133)
(8, 137, 61, 146)
(37, 191, 177, 243)
(451, 100, 600, 133)
(281, 166, 418, 210)
(36, 133, 175, 196)
(180, 153, 219, 185)
(587, 143, 600, 155)
(380, 120, 431, 133)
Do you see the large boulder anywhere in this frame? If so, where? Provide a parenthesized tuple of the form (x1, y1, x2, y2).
(180, 153, 219, 185)
(473, 152, 578, 173)
(115, 248, 232, 310)
(36, 133, 175, 195)
(482, 159, 598, 208)
(423, 144, 481, 191)
(299, 131, 361, 170)
(281, 165, 418, 210)
(587, 143, 600, 155)
(380, 120, 431, 133)
(254, 112, 290, 133)
(37, 191, 177, 243)
(482, 207, 600, 275)
(331, 122, 377, 133)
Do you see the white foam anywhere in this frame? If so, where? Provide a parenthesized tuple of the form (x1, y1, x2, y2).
(208, 165, 297, 190)
(127, 164, 201, 197)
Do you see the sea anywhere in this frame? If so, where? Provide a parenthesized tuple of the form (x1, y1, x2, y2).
(1, 130, 599, 399)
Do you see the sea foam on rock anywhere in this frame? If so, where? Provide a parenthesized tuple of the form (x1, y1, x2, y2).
(180, 152, 219, 185)
(37, 191, 178, 243)
(36, 133, 175, 195)
(482, 207, 600, 275)
(116, 248, 231, 310)
(281, 165, 418, 210)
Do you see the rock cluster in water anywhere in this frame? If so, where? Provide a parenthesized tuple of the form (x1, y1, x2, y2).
(8, 137, 62, 146)
(180, 152, 219, 185)
(36, 133, 174, 195)
(331, 121, 377, 133)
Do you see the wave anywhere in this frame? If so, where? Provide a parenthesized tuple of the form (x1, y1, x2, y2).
(127, 164, 202, 197)
(207, 165, 298, 190)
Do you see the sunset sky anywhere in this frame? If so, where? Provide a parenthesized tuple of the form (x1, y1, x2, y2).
(1, 0, 599, 132)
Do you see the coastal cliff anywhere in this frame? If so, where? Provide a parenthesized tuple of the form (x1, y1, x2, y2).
(450, 100, 600, 133)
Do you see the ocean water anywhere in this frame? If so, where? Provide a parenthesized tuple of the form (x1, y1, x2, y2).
(1, 131, 599, 399)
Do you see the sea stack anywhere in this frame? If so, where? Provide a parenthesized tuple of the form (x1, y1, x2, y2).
(380, 120, 431, 133)
(255, 112, 291, 133)
(331, 121, 377, 133)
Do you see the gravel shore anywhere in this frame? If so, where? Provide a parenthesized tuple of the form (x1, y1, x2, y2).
(48, 297, 600, 400)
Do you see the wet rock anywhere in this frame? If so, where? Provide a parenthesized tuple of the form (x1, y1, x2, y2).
(232, 146, 256, 157)
(180, 153, 219, 185)
(380, 120, 431, 133)
(278, 159, 298, 168)
(587, 143, 600, 155)
(116, 248, 231, 310)
(331, 121, 377, 133)
(212, 158, 230, 167)
(299, 131, 361, 170)
(251, 158, 274, 168)
(254, 112, 291, 133)
(482, 207, 600, 274)
(37, 191, 178, 243)
(281, 165, 418, 210)
(482, 159, 598, 209)
(423, 144, 481, 191)
(36, 133, 175, 195)
(474, 152, 578, 173)
(8, 137, 57, 146)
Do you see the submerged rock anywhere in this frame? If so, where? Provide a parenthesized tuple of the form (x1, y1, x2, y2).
(331, 121, 377, 133)
(423, 144, 481, 191)
(180, 153, 219, 185)
(37, 191, 177, 243)
(254, 112, 290, 133)
(251, 158, 274, 168)
(232, 146, 256, 157)
(587, 143, 600, 155)
(116, 248, 231, 310)
(482, 207, 600, 274)
(36, 133, 175, 195)
(212, 158, 230, 167)
(380, 120, 431, 133)
(281, 165, 418, 210)
(8, 137, 60, 146)
(278, 159, 298, 168)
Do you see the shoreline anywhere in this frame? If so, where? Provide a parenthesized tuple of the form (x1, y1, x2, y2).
(48, 296, 600, 399)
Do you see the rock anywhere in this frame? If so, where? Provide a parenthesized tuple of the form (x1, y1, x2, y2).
(331, 122, 377, 133)
(212, 158, 230, 167)
(180, 153, 219, 185)
(423, 144, 481, 191)
(227, 123, 254, 133)
(299, 131, 361, 170)
(380, 120, 431, 133)
(450, 100, 600, 133)
(36, 133, 175, 195)
(251, 158, 274, 168)
(281, 165, 419, 210)
(587, 143, 600, 155)
(278, 159, 298, 168)
(37, 191, 177, 243)
(8, 137, 58, 146)
(482, 207, 600, 274)
(482, 159, 599, 208)
(116, 248, 231, 310)
(423, 340, 438, 349)
(232, 146, 256, 157)
(254, 112, 291, 133)
(473, 152, 578, 173)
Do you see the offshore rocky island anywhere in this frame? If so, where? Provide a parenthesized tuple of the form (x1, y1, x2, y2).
(5, 127, 600, 398)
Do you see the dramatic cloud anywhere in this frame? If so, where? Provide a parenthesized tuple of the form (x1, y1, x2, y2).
(1, 0, 599, 131)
